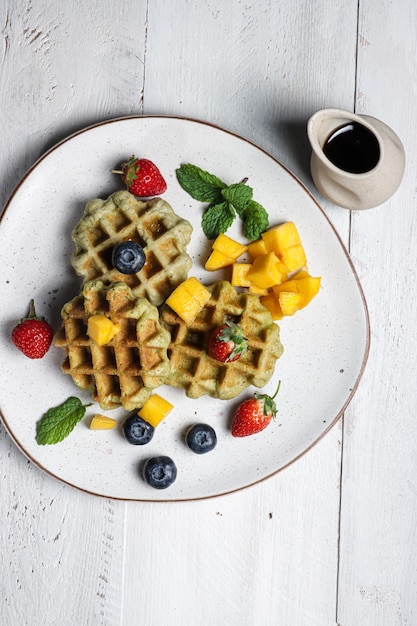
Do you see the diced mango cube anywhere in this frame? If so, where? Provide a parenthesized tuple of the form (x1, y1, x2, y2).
(182, 277, 212, 307)
(260, 292, 283, 320)
(294, 275, 321, 307)
(231, 263, 269, 294)
(165, 278, 210, 324)
(292, 270, 309, 280)
(278, 291, 303, 316)
(272, 279, 299, 296)
(231, 263, 252, 288)
(267, 272, 321, 316)
(205, 249, 234, 271)
(138, 393, 174, 428)
(247, 252, 286, 289)
(212, 233, 247, 259)
(89, 414, 117, 430)
(248, 283, 269, 296)
(279, 244, 307, 271)
(87, 314, 120, 346)
(247, 238, 268, 259)
(165, 282, 188, 307)
(166, 285, 202, 324)
(275, 260, 289, 282)
(262, 221, 302, 254)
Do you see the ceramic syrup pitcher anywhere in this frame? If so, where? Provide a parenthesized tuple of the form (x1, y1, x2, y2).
(307, 108, 405, 209)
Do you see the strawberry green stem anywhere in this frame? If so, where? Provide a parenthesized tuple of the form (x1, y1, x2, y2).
(254, 379, 281, 417)
(271, 379, 281, 400)
(28, 299, 36, 318)
(23, 299, 47, 324)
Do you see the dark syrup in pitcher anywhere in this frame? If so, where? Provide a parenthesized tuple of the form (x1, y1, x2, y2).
(323, 122, 380, 174)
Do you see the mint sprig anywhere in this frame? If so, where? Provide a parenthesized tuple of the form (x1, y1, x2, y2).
(36, 397, 91, 445)
(176, 163, 269, 240)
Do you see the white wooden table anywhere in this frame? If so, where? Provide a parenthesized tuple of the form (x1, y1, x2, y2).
(1, 2, 416, 625)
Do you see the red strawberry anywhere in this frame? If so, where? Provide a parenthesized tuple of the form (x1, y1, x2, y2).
(11, 300, 53, 359)
(231, 380, 281, 437)
(113, 156, 167, 197)
(208, 320, 248, 363)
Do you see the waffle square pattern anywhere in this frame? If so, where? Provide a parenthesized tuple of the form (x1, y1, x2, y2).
(71, 191, 193, 306)
(54, 280, 171, 410)
(160, 280, 284, 400)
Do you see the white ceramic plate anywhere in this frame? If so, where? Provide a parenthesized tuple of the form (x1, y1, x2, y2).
(0, 116, 369, 501)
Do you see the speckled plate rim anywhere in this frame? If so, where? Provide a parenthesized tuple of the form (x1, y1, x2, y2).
(0, 115, 370, 502)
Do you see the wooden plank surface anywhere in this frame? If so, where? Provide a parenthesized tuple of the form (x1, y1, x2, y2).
(1, 1, 416, 625)
(0, 3, 146, 624)
(338, 2, 417, 625)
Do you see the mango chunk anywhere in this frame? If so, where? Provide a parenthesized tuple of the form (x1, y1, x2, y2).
(263, 288, 302, 318)
(231, 262, 269, 295)
(138, 393, 174, 428)
(247, 252, 286, 289)
(269, 272, 321, 315)
(247, 238, 268, 259)
(165, 284, 202, 324)
(212, 233, 247, 259)
(248, 283, 269, 296)
(293, 274, 321, 307)
(89, 414, 117, 430)
(292, 270, 309, 280)
(262, 221, 302, 254)
(205, 249, 234, 271)
(87, 314, 120, 346)
(182, 277, 212, 307)
(275, 260, 289, 282)
(231, 263, 252, 288)
(260, 292, 283, 320)
(279, 243, 307, 272)
(272, 279, 299, 296)
(165, 278, 210, 324)
(278, 291, 303, 316)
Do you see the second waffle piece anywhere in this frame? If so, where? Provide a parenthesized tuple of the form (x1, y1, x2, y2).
(54, 280, 171, 410)
(159, 280, 284, 400)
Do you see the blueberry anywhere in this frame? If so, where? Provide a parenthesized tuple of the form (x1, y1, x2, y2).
(186, 423, 217, 454)
(112, 241, 146, 274)
(123, 414, 154, 445)
(143, 456, 177, 489)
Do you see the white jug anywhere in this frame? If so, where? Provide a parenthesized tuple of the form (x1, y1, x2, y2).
(307, 108, 405, 209)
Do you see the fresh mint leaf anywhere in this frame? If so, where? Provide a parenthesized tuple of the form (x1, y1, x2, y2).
(202, 201, 235, 239)
(36, 397, 90, 445)
(221, 182, 253, 216)
(176, 163, 226, 203)
(243, 200, 269, 241)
